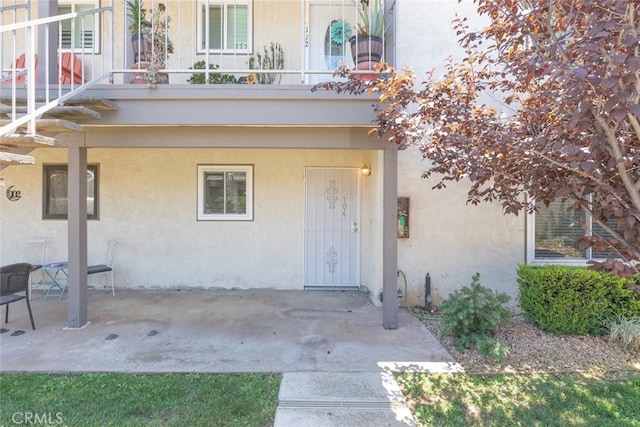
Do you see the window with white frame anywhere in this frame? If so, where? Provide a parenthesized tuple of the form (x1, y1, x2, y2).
(58, 1, 98, 52)
(527, 199, 619, 262)
(197, 0, 251, 53)
(198, 165, 253, 220)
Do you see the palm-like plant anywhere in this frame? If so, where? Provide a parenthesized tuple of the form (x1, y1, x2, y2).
(353, 0, 386, 38)
(126, 0, 148, 36)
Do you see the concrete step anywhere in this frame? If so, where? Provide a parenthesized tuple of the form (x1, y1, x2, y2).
(274, 372, 416, 427)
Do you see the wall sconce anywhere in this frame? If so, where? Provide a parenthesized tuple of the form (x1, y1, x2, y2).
(361, 164, 371, 177)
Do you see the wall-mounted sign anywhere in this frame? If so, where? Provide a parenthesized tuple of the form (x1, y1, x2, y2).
(398, 197, 410, 238)
(6, 185, 21, 202)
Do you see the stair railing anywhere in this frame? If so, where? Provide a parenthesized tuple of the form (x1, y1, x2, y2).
(1, 4, 114, 138)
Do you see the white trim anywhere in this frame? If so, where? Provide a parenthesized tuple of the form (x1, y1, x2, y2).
(526, 199, 618, 265)
(196, 0, 252, 54)
(197, 164, 254, 221)
(58, 1, 101, 54)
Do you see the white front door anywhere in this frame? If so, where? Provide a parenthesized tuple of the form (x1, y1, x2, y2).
(304, 167, 360, 288)
(306, 1, 356, 84)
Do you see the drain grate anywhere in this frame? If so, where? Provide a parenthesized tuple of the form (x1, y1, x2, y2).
(147, 330, 159, 337)
(105, 333, 118, 340)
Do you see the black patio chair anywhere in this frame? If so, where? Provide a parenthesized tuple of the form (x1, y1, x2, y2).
(1, 263, 36, 330)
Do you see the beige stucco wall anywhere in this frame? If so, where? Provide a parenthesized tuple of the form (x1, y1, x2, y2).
(393, 0, 525, 305)
(396, 148, 525, 306)
(0, 144, 524, 306)
(0, 146, 383, 297)
(1, 0, 527, 306)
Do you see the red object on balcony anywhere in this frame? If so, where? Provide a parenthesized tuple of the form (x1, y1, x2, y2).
(59, 52, 85, 84)
(2, 52, 84, 85)
(1, 53, 38, 84)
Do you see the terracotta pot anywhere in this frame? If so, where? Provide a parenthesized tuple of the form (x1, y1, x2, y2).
(354, 61, 378, 81)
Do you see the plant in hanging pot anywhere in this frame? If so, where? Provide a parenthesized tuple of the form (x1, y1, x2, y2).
(349, 0, 388, 74)
(126, 0, 174, 85)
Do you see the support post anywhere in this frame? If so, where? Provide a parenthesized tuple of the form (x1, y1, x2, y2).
(67, 146, 88, 328)
(38, 0, 59, 85)
(382, 144, 398, 329)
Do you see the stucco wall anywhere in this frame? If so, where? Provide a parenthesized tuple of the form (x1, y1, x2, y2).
(0, 146, 383, 295)
(396, 148, 525, 306)
(393, 0, 525, 305)
(0, 145, 526, 309)
(395, 0, 488, 77)
(1, 0, 527, 307)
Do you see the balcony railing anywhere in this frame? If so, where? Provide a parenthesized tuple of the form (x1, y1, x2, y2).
(1, 0, 393, 135)
(118, 0, 393, 85)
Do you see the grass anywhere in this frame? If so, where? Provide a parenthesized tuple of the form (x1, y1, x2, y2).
(5, 369, 640, 426)
(397, 370, 640, 427)
(0, 372, 281, 426)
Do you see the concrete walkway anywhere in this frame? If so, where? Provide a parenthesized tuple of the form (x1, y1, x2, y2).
(275, 371, 417, 426)
(0, 289, 461, 425)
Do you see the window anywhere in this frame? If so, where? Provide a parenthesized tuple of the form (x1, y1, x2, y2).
(527, 199, 618, 263)
(197, 0, 251, 53)
(58, 2, 98, 51)
(43, 164, 99, 220)
(197, 165, 253, 220)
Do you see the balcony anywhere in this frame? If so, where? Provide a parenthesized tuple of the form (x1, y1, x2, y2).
(1, 0, 394, 86)
(1, 0, 394, 140)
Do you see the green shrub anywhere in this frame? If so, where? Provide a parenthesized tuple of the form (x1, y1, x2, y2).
(440, 273, 512, 364)
(187, 61, 237, 84)
(517, 265, 640, 336)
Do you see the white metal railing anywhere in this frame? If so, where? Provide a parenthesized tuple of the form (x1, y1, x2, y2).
(1, 0, 392, 135)
(1, 2, 113, 137)
(115, 0, 391, 85)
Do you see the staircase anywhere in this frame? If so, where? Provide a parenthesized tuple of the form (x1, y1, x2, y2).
(0, 97, 117, 168)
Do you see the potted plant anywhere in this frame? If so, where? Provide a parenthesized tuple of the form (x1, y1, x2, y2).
(126, 0, 173, 85)
(126, 0, 151, 64)
(349, 0, 388, 71)
(187, 61, 238, 84)
(248, 42, 284, 84)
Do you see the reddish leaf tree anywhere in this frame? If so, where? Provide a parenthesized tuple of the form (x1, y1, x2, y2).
(315, 0, 640, 283)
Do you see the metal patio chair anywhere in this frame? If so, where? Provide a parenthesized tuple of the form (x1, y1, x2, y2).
(0, 263, 36, 330)
(17, 239, 47, 300)
(88, 240, 117, 297)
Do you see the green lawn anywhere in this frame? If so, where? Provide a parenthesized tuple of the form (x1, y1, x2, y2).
(397, 370, 640, 427)
(4, 370, 639, 426)
(0, 372, 281, 427)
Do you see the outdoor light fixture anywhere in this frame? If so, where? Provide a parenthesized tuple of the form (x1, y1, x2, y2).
(361, 164, 371, 176)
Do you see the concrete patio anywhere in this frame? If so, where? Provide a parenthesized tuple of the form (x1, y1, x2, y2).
(0, 288, 459, 374)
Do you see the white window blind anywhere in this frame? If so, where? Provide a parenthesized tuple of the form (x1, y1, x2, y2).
(59, 3, 96, 51)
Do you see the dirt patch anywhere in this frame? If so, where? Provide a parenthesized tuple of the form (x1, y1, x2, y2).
(414, 308, 640, 375)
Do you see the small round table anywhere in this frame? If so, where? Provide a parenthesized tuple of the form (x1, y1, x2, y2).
(42, 262, 69, 300)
